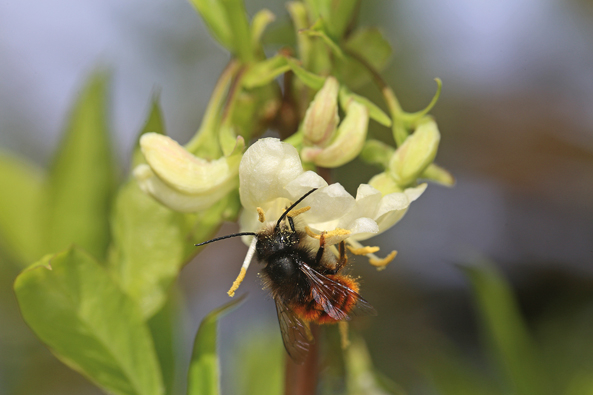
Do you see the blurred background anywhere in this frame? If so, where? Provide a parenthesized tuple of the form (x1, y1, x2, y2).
(1, 0, 593, 394)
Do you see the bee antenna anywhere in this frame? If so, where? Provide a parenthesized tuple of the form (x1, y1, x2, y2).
(195, 232, 257, 247)
(275, 188, 318, 230)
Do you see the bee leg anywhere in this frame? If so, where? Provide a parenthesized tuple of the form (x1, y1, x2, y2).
(288, 216, 296, 232)
(314, 232, 327, 266)
(326, 241, 348, 274)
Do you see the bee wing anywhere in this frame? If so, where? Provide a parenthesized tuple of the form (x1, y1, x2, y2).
(299, 263, 377, 320)
(274, 297, 312, 363)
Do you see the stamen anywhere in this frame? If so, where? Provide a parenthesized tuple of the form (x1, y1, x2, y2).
(369, 250, 397, 270)
(305, 226, 350, 241)
(339, 321, 350, 349)
(305, 226, 320, 239)
(287, 205, 311, 218)
(256, 207, 265, 223)
(227, 237, 257, 297)
(346, 245, 380, 255)
(227, 268, 246, 297)
(346, 239, 397, 271)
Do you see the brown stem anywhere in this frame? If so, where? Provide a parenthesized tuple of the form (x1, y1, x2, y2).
(284, 325, 320, 395)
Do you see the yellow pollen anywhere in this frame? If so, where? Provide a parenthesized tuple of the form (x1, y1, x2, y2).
(305, 226, 320, 239)
(339, 321, 351, 349)
(256, 207, 265, 223)
(347, 245, 380, 255)
(369, 250, 397, 270)
(287, 205, 311, 218)
(305, 226, 351, 244)
(227, 267, 247, 297)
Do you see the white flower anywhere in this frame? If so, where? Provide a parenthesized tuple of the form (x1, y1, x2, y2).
(238, 138, 426, 267)
(133, 133, 241, 212)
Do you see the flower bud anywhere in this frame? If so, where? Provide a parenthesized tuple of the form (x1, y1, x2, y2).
(368, 172, 401, 195)
(302, 76, 339, 147)
(388, 119, 440, 187)
(134, 133, 240, 212)
(301, 100, 368, 168)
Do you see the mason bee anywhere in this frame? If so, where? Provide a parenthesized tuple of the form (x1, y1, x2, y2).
(196, 188, 375, 362)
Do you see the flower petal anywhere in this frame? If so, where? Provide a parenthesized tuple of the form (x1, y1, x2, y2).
(239, 138, 303, 209)
(140, 133, 239, 195)
(301, 183, 356, 226)
(284, 171, 328, 200)
(134, 164, 237, 212)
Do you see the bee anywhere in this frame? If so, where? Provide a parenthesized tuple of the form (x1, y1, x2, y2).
(195, 188, 376, 362)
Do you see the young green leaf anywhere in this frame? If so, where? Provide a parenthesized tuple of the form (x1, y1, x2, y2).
(336, 27, 392, 88)
(462, 262, 548, 395)
(220, 0, 253, 62)
(284, 57, 325, 90)
(188, 0, 234, 52)
(0, 153, 45, 265)
(46, 71, 116, 261)
(242, 55, 289, 89)
(108, 178, 189, 319)
(234, 329, 284, 395)
(318, 0, 358, 40)
(187, 294, 247, 395)
(14, 246, 164, 395)
(148, 287, 183, 395)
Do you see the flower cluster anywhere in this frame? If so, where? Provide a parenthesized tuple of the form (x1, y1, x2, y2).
(132, 0, 453, 274)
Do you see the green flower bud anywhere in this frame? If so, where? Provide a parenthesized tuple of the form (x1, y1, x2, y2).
(388, 119, 440, 187)
(301, 100, 368, 168)
(302, 76, 339, 147)
(133, 133, 241, 212)
(368, 172, 402, 195)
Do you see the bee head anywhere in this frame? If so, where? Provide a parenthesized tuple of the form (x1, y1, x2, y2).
(255, 224, 299, 260)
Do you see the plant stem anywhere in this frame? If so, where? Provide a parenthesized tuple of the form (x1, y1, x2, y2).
(284, 325, 320, 395)
(185, 60, 240, 157)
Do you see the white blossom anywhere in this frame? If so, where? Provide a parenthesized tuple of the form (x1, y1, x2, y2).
(239, 138, 425, 249)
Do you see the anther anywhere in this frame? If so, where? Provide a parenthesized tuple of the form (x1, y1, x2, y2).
(256, 207, 265, 223)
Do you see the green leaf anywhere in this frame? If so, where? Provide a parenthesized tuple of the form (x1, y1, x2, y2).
(220, 0, 253, 62)
(188, 0, 234, 52)
(287, 2, 313, 67)
(46, 71, 116, 261)
(250, 9, 275, 48)
(14, 246, 164, 395)
(305, 27, 346, 60)
(313, 0, 358, 40)
(462, 262, 548, 395)
(336, 27, 392, 88)
(108, 178, 189, 319)
(243, 55, 289, 89)
(234, 328, 284, 395)
(187, 294, 247, 395)
(0, 153, 45, 265)
(284, 57, 325, 90)
(148, 287, 183, 395)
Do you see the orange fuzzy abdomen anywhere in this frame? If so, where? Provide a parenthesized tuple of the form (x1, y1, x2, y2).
(291, 274, 360, 324)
